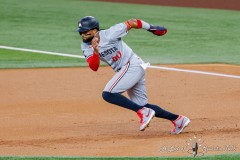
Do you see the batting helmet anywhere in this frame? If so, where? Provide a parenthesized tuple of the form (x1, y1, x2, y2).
(77, 16, 99, 34)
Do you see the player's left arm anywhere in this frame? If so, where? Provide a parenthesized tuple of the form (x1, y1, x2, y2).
(124, 19, 167, 36)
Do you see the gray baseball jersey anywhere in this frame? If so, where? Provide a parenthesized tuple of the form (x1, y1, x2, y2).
(82, 23, 148, 106)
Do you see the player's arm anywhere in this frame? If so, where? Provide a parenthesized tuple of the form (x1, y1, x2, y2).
(86, 52, 100, 71)
(124, 19, 167, 36)
(86, 36, 100, 72)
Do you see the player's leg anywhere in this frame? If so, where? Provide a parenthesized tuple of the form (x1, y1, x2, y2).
(145, 103, 178, 121)
(102, 62, 155, 131)
(146, 103, 191, 134)
(128, 75, 190, 134)
(127, 75, 178, 120)
(102, 62, 143, 112)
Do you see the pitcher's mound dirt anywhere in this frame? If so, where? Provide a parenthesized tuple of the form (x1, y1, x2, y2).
(0, 64, 239, 156)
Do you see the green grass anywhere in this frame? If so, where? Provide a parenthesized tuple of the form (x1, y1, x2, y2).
(0, 0, 240, 68)
(0, 49, 86, 68)
(0, 154, 240, 160)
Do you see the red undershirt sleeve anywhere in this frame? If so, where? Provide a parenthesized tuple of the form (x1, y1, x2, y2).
(87, 52, 100, 71)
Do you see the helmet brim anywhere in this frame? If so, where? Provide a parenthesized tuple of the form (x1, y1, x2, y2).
(77, 27, 90, 33)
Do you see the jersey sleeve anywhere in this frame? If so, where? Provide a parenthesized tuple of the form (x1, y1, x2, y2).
(103, 23, 128, 40)
(81, 43, 94, 60)
(81, 43, 100, 71)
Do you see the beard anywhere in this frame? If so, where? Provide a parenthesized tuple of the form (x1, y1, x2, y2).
(82, 36, 94, 43)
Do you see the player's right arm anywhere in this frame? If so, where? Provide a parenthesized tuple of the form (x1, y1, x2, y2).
(124, 19, 167, 36)
(82, 42, 100, 72)
(86, 52, 100, 71)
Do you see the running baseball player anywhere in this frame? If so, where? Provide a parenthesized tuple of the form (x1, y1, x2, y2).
(77, 16, 190, 134)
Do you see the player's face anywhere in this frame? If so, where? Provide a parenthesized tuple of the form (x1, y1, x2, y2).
(80, 29, 96, 43)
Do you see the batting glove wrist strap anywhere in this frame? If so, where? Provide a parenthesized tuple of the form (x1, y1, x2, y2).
(148, 24, 167, 36)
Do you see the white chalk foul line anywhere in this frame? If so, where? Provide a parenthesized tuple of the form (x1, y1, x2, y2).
(0, 45, 85, 59)
(0, 45, 240, 79)
(148, 65, 240, 79)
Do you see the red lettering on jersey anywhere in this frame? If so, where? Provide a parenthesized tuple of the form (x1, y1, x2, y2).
(112, 51, 122, 62)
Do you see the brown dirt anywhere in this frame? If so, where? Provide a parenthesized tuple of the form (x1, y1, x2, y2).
(1, 0, 239, 157)
(0, 64, 239, 156)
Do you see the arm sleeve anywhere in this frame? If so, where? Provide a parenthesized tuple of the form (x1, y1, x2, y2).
(87, 53, 100, 71)
(82, 45, 100, 71)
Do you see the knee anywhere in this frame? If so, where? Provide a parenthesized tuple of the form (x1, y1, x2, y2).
(102, 91, 112, 102)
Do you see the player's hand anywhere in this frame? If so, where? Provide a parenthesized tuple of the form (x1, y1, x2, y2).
(91, 37, 99, 53)
(148, 24, 167, 36)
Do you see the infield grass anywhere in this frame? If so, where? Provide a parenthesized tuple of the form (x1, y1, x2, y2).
(0, 0, 240, 68)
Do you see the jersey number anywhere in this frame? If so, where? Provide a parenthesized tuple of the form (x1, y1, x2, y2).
(112, 51, 122, 62)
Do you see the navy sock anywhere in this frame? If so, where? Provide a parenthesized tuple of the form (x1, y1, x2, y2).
(145, 104, 178, 121)
(102, 91, 143, 112)
(102, 92, 179, 121)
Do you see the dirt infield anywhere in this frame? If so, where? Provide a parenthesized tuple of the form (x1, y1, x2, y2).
(0, 64, 239, 156)
(0, 0, 239, 157)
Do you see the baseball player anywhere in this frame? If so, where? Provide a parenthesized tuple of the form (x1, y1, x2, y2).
(77, 16, 190, 134)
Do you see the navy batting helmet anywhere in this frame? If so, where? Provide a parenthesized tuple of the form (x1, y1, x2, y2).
(77, 16, 99, 34)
